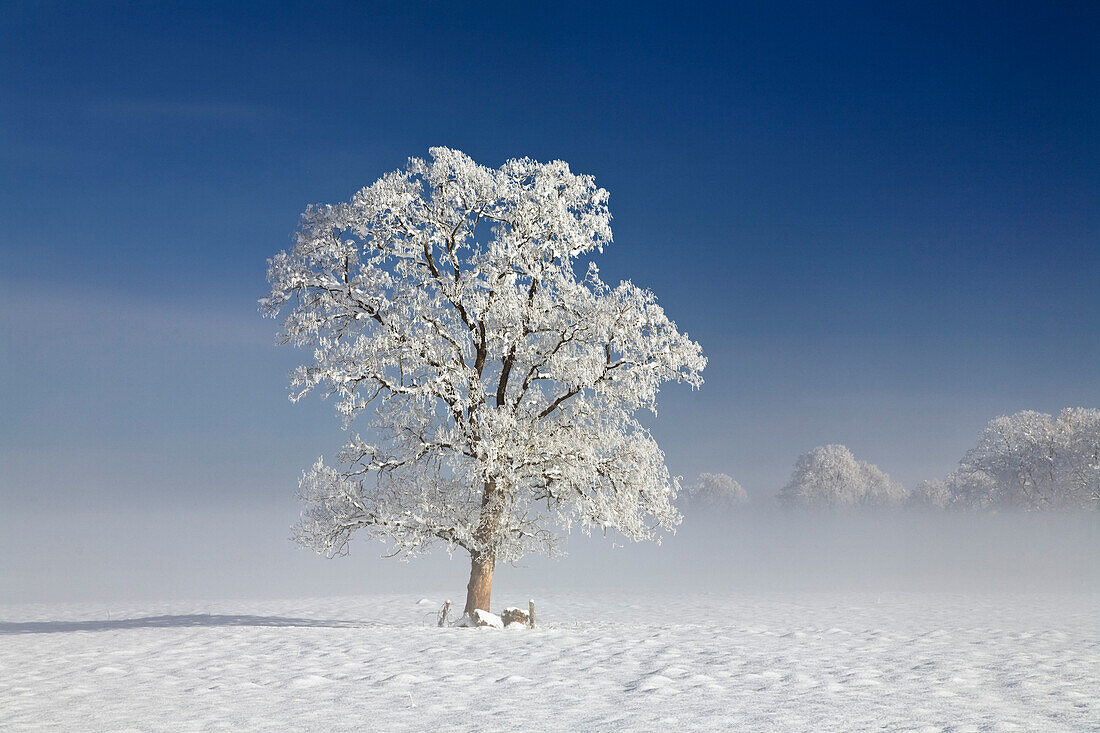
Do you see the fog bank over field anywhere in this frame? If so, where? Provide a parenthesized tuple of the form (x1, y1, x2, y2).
(523, 510, 1100, 594)
(2, 503, 1095, 604)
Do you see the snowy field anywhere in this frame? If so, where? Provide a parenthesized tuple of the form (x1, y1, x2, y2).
(2, 591, 1097, 731)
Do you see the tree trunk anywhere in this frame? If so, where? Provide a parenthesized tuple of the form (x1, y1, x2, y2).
(464, 478, 501, 617)
(464, 551, 495, 616)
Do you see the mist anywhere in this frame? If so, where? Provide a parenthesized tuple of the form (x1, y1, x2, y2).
(534, 509, 1100, 594)
(3, 501, 1095, 605)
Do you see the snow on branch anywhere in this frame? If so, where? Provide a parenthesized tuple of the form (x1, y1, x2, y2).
(263, 148, 706, 563)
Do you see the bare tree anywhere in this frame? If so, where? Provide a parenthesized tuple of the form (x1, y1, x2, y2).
(778, 444, 905, 509)
(262, 148, 706, 616)
(907, 479, 952, 510)
(948, 408, 1100, 511)
(683, 472, 748, 510)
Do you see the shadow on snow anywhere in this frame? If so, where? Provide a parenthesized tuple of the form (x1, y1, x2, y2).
(0, 614, 366, 635)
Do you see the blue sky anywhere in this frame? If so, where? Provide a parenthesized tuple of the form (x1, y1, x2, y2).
(1, 1, 1097, 598)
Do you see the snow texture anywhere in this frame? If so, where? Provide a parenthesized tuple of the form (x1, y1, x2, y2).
(2, 591, 1097, 731)
(461, 609, 503, 628)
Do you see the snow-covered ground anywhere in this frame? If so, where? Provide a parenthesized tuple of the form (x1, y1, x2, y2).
(2, 592, 1097, 731)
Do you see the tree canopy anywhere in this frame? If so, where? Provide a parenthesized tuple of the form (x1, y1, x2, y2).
(683, 472, 748, 509)
(947, 408, 1100, 511)
(262, 148, 706, 612)
(778, 444, 905, 509)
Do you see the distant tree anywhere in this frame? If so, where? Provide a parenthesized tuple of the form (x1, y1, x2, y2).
(778, 444, 905, 509)
(907, 479, 952, 510)
(261, 148, 706, 617)
(683, 472, 748, 509)
(942, 468, 998, 510)
(948, 408, 1100, 511)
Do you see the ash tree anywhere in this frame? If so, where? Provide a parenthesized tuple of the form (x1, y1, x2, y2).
(261, 148, 706, 616)
(778, 444, 905, 509)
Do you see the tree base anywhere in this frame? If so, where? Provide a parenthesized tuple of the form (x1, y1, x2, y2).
(452, 609, 503, 628)
(442, 602, 536, 629)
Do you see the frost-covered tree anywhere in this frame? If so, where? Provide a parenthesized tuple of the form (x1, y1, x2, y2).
(948, 408, 1100, 511)
(261, 148, 706, 616)
(906, 479, 952, 510)
(683, 472, 748, 509)
(778, 444, 905, 509)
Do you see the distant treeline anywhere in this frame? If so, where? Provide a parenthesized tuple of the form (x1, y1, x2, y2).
(685, 408, 1099, 513)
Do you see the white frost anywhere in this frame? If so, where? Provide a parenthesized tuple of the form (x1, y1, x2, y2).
(261, 147, 706, 567)
(779, 445, 905, 509)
